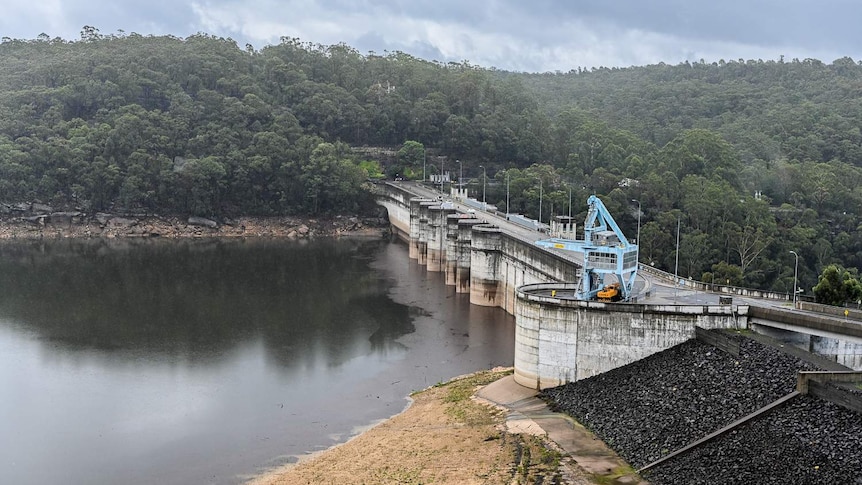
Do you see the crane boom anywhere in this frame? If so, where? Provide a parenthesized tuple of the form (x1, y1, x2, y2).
(536, 195, 638, 301)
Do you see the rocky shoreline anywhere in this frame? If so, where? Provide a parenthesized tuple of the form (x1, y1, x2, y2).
(0, 203, 389, 240)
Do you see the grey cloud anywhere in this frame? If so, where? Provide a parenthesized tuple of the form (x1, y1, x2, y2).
(2, 0, 861, 72)
(2, 0, 199, 40)
(355, 30, 447, 63)
(532, 0, 862, 51)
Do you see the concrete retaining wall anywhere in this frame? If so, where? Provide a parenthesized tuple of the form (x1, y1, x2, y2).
(377, 198, 410, 242)
(514, 283, 748, 389)
(748, 305, 862, 370)
(497, 236, 579, 315)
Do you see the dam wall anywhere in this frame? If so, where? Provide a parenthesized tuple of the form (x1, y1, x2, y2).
(375, 182, 857, 388)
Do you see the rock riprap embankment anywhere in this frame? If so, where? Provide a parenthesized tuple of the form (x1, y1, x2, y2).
(539, 333, 862, 484)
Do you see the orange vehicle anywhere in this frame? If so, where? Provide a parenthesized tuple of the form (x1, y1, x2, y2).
(597, 283, 622, 302)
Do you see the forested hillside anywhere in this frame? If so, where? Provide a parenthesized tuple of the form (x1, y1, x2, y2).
(1, 29, 862, 299)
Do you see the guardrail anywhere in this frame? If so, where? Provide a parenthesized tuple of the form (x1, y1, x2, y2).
(638, 263, 800, 302)
(798, 301, 862, 321)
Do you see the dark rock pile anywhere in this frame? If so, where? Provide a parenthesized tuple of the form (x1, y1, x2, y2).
(539, 334, 862, 484)
(645, 395, 862, 484)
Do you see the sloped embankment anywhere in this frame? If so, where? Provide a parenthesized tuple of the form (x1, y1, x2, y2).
(539, 333, 862, 484)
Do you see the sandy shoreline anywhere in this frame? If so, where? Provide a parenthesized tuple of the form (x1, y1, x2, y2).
(246, 397, 415, 483)
(247, 369, 587, 485)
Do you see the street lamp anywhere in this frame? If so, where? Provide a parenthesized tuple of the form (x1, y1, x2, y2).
(632, 199, 641, 262)
(674, 215, 680, 303)
(505, 171, 510, 216)
(538, 178, 543, 225)
(456, 160, 463, 197)
(790, 250, 799, 308)
(422, 146, 426, 182)
(440, 157, 444, 195)
(568, 185, 572, 218)
(479, 165, 486, 210)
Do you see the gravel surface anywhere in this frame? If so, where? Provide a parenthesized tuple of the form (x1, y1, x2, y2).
(539, 332, 862, 483)
(646, 395, 862, 484)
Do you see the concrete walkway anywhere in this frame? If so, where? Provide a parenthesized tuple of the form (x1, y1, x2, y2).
(476, 375, 646, 484)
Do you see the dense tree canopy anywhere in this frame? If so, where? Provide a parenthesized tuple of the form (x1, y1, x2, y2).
(813, 265, 862, 306)
(2, 30, 862, 299)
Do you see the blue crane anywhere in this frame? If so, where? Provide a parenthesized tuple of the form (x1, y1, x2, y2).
(535, 195, 638, 301)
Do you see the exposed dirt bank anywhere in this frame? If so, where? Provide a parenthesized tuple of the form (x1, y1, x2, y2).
(248, 369, 592, 485)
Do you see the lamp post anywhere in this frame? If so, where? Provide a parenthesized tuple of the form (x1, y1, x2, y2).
(538, 178, 543, 226)
(674, 215, 680, 303)
(790, 250, 799, 308)
(479, 165, 486, 210)
(422, 146, 426, 182)
(456, 159, 462, 197)
(440, 157, 444, 195)
(506, 171, 510, 216)
(632, 199, 641, 262)
(568, 185, 572, 218)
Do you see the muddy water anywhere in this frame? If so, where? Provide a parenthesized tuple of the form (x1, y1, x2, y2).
(0, 238, 514, 484)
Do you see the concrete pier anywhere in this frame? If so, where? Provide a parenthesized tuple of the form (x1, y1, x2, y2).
(416, 201, 437, 266)
(444, 214, 463, 286)
(426, 206, 444, 272)
(455, 219, 482, 293)
(407, 198, 430, 259)
(470, 225, 503, 306)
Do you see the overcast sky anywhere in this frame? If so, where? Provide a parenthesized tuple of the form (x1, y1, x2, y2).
(2, 0, 859, 72)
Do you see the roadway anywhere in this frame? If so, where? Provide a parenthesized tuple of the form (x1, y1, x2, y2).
(402, 181, 555, 242)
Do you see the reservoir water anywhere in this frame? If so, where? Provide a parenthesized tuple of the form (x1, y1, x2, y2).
(0, 237, 515, 484)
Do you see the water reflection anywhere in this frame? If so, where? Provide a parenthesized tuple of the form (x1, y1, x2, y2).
(0, 238, 514, 484)
(0, 238, 413, 365)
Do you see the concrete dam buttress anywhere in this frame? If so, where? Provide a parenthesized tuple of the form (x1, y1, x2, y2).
(375, 182, 861, 389)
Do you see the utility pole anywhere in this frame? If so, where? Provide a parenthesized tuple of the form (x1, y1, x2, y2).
(422, 146, 426, 182)
(456, 160, 462, 198)
(479, 165, 486, 210)
(506, 171, 510, 216)
(790, 250, 799, 308)
(440, 157, 444, 195)
(674, 216, 680, 303)
(632, 199, 641, 263)
(538, 178, 543, 226)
